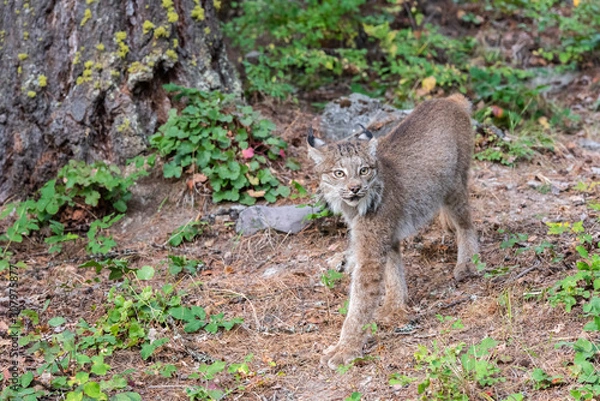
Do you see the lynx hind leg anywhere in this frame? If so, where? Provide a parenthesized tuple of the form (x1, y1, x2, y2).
(377, 243, 408, 324)
(443, 192, 479, 281)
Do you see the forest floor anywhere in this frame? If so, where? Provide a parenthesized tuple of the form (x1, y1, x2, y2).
(3, 67, 600, 401)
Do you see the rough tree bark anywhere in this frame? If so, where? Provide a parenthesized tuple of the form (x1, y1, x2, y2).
(0, 0, 240, 203)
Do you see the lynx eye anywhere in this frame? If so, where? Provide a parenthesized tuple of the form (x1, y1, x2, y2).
(333, 170, 345, 178)
(359, 167, 370, 176)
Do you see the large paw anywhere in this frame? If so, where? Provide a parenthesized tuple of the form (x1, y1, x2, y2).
(453, 262, 476, 282)
(376, 304, 407, 327)
(320, 343, 362, 370)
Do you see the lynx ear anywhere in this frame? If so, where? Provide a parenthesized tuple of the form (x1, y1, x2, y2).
(357, 124, 374, 141)
(307, 127, 326, 164)
(358, 124, 377, 157)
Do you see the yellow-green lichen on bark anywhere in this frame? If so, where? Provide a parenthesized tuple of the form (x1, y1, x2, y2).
(161, 0, 179, 23)
(73, 51, 82, 65)
(117, 118, 131, 132)
(114, 31, 129, 59)
(81, 8, 92, 27)
(76, 60, 95, 85)
(165, 49, 178, 61)
(191, 2, 205, 21)
(167, 11, 178, 23)
(143, 20, 156, 34)
(154, 26, 169, 39)
(37, 75, 47, 88)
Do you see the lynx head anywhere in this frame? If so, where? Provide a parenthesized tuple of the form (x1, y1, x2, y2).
(307, 126, 383, 216)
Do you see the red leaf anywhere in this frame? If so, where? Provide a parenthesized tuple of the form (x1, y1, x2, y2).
(491, 105, 504, 118)
(279, 149, 286, 158)
(241, 147, 254, 159)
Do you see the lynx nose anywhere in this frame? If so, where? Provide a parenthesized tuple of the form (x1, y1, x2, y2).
(349, 184, 361, 194)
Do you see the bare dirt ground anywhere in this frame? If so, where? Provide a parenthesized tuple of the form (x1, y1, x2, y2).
(2, 75, 600, 400)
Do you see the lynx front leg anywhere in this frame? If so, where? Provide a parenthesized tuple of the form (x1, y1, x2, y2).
(377, 243, 408, 324)
(321, 250, 384, 370)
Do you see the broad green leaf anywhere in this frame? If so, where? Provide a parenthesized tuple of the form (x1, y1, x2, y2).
(91, 356, 111, 376)
(163, 162, 182, 179)
(83, 381, 104, 399)
(168, 306, 192, 321)
(184, 319, 205, 333)
(110, 392, 142, 401)
(191, 306, 206, 319)
(75, 371, 90, 384)
(66, 391, 84, 401)
(113, 199, 127, 213)
(48, 316, 66, 327)
(21, 371, 34, 387)
(135, 265, 155, 280)
(140, 338, 169, 360)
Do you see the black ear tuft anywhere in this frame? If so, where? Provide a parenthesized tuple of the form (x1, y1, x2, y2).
(307, 126, 316, 147)
(358, 124, 373, 140)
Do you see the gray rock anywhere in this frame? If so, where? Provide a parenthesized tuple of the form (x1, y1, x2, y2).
(530, 68, 577, 94)
(579, 139, 600, 151)
(319, 93, 487, 142)
(319, 93, 411, 141)
(236, 205, 318, 235)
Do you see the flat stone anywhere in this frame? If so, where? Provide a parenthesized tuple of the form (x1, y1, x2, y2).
(236, 204, 319, 235)
(579, 139, 600, 151)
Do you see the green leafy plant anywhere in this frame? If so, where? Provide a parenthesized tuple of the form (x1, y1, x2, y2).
(473, 126, 550, 167)
(0, 157, 152, 258)
(487, 0, 600, 66)
(412, 337, 504, 400)
(389, 372, 417, 387)
(344, 392, 362, 401)
(79, 258, 137, 280)
(436, 315, 465, 334)
(186, 355, 254, 400)
(362, 21, 473, 103)
(224, 0, 368, 99)
(546, 215, 600, 400)
(149, 84, 289, 205)
(56, 158, 151, 213)
(167, 254, 205, 275)
(531, 368, 564, 390)
(167, 220, 207, 246)
(145, 362, 178, 378)
(5, 316, 141, 401)
(86, 213, 124, 255)
(321, 269, 344, 289)
(45, 220, 80, 253)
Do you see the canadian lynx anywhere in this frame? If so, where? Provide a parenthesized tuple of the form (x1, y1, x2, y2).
(307, 94, 479, 369)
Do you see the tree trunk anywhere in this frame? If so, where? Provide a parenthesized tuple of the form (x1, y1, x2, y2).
(0, 0, 240, 203)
